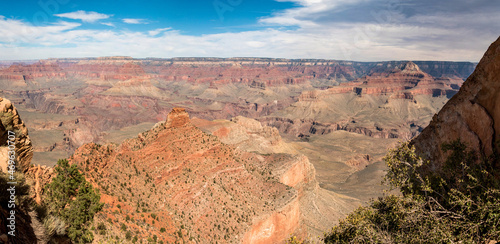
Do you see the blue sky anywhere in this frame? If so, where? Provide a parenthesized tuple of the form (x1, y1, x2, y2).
(0, 0, 498, 61)
(2, 0, 295, 34)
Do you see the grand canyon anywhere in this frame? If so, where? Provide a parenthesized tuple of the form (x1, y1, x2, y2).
(1, 45, 491, 243)
(2, 0, 500, 242)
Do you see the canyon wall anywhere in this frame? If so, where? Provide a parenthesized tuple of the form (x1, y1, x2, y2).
(413, 37, 500, 166)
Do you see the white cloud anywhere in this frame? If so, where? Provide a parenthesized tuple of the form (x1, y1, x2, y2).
(102, 22, 115, 27)
(0, 21, 492, 62)
(55, 10, 111, 23)
(123, 18, 148, 24)
(0, 0, 498, 63)
(246, 41, 266, 48)
(260, 0, 369, 27)
(148, 28, 172, 36)
(0, 16, 80, 43)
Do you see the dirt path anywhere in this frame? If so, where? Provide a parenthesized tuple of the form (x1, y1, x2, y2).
(29, 211, 49, 244)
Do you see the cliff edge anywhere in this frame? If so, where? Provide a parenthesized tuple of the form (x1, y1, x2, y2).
(413, 36, 500, 167)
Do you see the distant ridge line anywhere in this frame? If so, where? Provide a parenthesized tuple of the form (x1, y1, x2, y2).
(1, 57, 477, 80)
(41, 56, 477, 64)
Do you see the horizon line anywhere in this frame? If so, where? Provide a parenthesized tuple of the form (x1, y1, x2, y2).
(0, 56, 479, 64)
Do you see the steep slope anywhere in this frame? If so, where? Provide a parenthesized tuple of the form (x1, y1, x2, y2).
(68, 108, 324, 243)
(413, 36, 500, 166)
(191, 115, 361, 240)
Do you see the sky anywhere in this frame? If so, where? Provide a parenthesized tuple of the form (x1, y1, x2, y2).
(0, 0, 498, 61)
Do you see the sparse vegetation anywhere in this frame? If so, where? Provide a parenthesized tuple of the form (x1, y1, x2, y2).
(121, 223, 127, 231)
(324, 140, 500, 243)
(97, 222, 107, 235)
(43, 159, 104, 243)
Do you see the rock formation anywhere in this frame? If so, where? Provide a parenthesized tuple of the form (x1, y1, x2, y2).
(412, 36, 500, 166)
(67, 108, 308, 243)
(0, 97, 33, 173)
(165, 107, 190, 128)
(62, 108, 360, 243)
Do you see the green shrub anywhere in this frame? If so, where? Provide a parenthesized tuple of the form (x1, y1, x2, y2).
(97, 222, 106, 235)
(45, 159, 104, 243)
(324, 140, 500, 243)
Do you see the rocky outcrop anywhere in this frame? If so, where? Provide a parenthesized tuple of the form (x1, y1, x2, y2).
(0, 97, 33, 173)
(165, 108, 190, 128)
(68, 108, 307, 243)
(0, 98, 40, 244)
(412, 36, 500, 165)
(192, 115, 361, 242)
